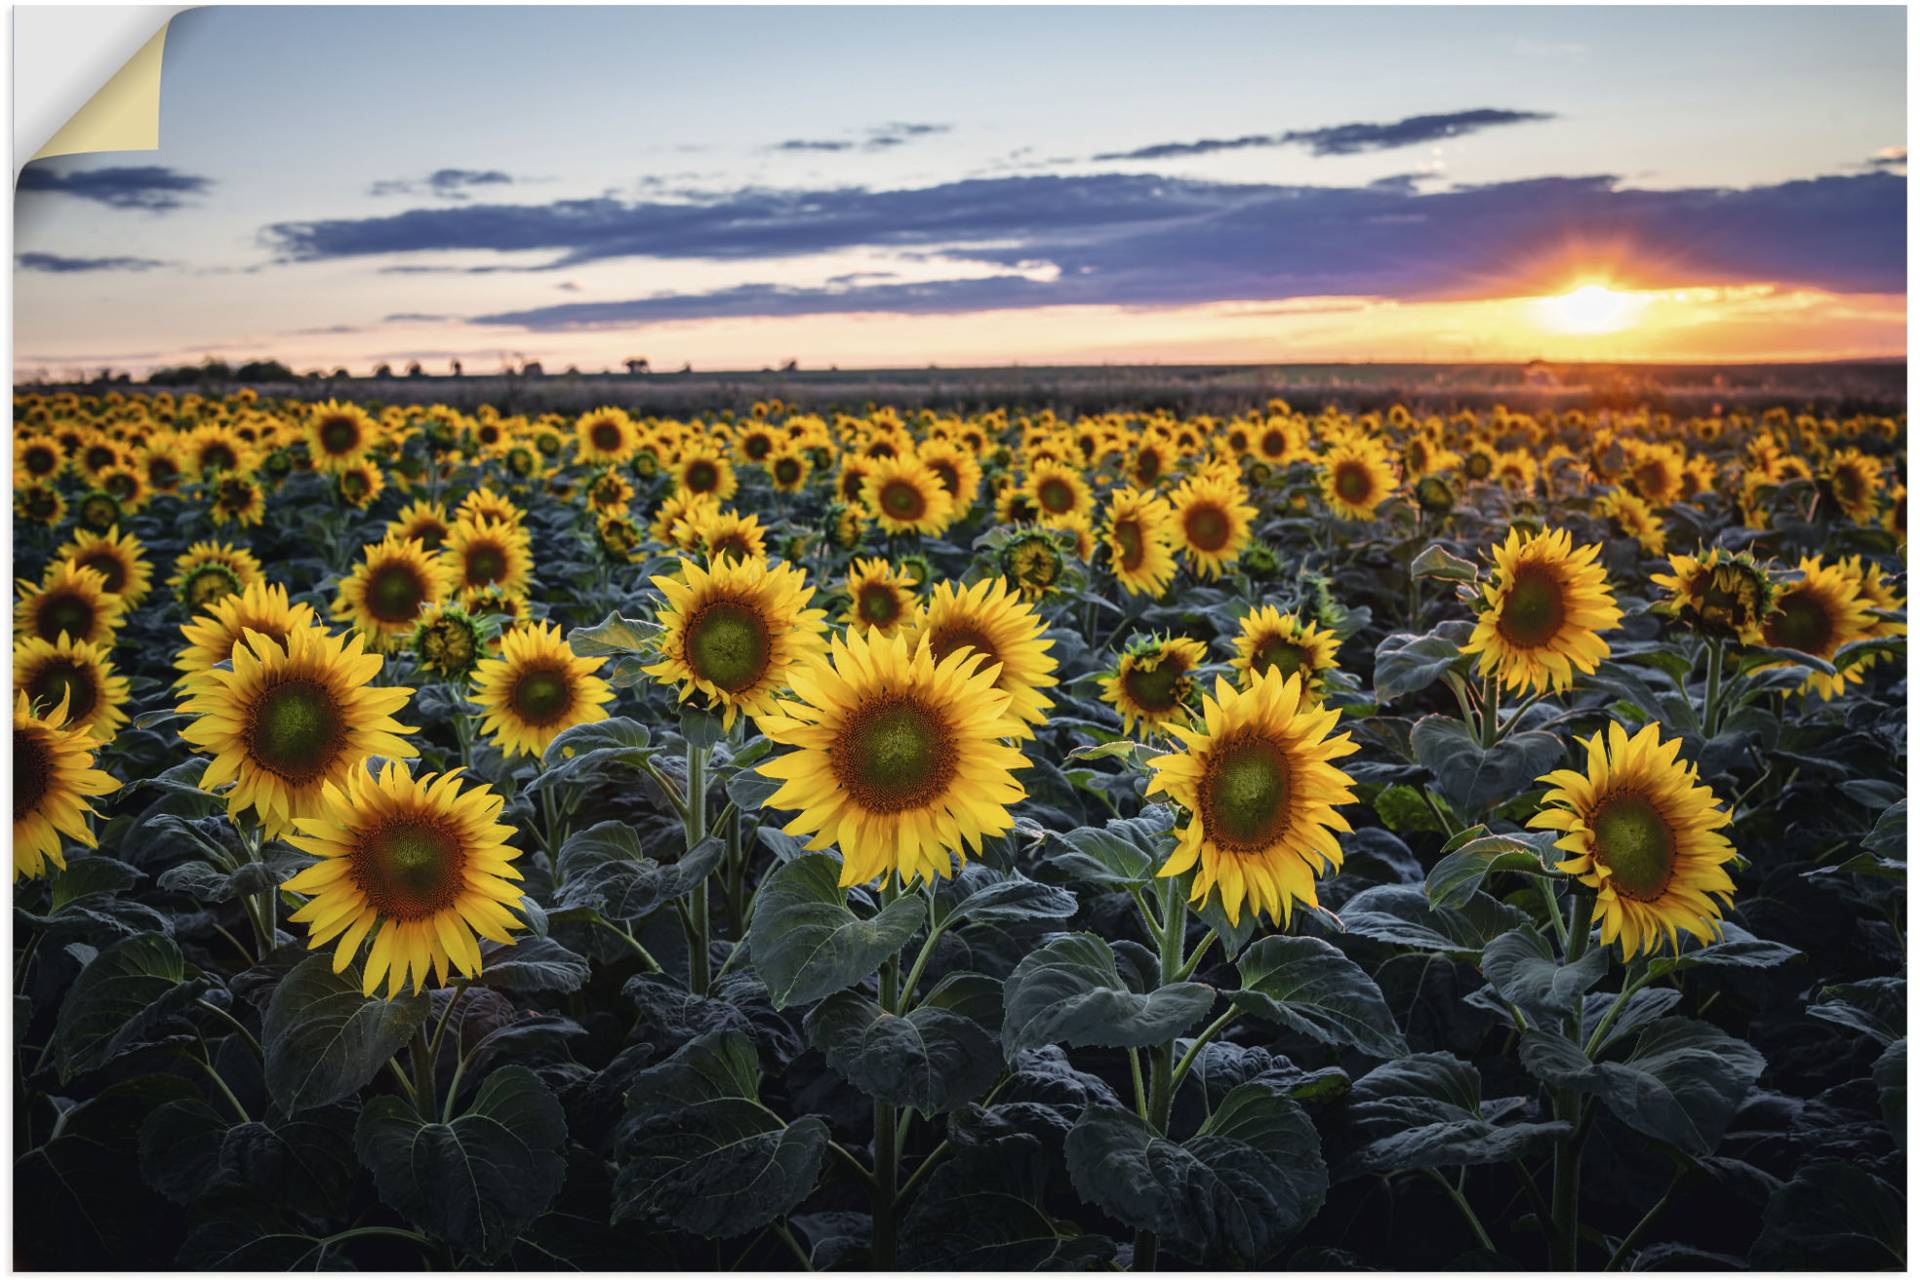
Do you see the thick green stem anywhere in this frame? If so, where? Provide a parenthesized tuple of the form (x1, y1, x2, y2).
(1702, 639, 1726, 737)
(685, 743, 711, 995)
(1550, 892, 1598, 1270)
(410, 1025, 438, 1121)
(1479, 676, 1502, 749)
(871, 935, 901, 1269)
(1135, 875, 1189, 1272)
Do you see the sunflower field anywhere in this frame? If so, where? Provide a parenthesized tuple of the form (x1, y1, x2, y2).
(10, 389, 1908, 1270)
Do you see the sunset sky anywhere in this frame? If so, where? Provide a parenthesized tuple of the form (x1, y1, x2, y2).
(13, 5, 1908, 378)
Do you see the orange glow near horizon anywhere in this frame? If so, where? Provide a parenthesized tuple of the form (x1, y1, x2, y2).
(1532, 282, 1649, 336)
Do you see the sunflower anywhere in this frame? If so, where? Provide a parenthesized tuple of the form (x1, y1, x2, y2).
(673, 446, 739, 502)
(138, 440, 188, 495)
(841, 557, 919, 636)
(177, 625, 417, 837)
(204, 472, 266, 527)
(679, 508, 770, 565)
(16, 562, 125, 647)
(643, 557, 827, 731)
(1624, 443, 1684, 506)
(900, 576, 1058, 736)
(387, 499, 452, 551)
(1649, 548, 1776, 645)
(1101, 486, 1179, 598)
(1101, 635, 1207, 738)
(457, 486, 524, 529)
(575, 405, 641, 466)
(1319, 437, 1398, 521)
(73, 489, 124, 534)
(916, 441, 983, 517)
(439, 516, 533, 596)
(176, 581, 322, 682)
(55, 526, 153, 606)
(1170, 472, 1257, 579)
(283, 762, 526, 996)
(1823, 447, 1885, 524)
(1594, 487, 1667, 557)
(1144, 669, 1359, 926)
(586, 470, 636, 516)
(595, 512, 646, 562)
(15, 435, 66, 483)
(1761, 556, 1875, 700)
(1229, 606, 1341, 700)
(333, 460, 385, 510)
(756, 630, 1030, 888)
(170, 540, 265, 611)
(767, 445, 812, 493)
(301, 401, 373, 468)
(333, 535, 454, 652)
(411, 603, 488, 681)
(13, 691, 119, 882)
(863, 455, 955, 536)
(470, 620, 614, 757)
(1461, 527, 1622, 695)
(1529, 721, 1736, 959)
(95, 463, 150, 513)
(1026, 460, 1092, 522)
(14, 482, 66, 527)
(186, 423, 254, 477)
(14, 633, 130, 742)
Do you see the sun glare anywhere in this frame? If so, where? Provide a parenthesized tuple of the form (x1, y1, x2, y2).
(1533, 283, 1647, 336)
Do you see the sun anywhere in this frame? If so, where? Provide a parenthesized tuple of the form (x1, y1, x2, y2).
(1533, 282, 1647, 336)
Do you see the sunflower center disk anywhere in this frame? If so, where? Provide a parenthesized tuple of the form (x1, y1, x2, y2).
(687, 602, 772, 692)
(30, 661, 98, 724)
(929, 623, 998, 671)
(1767, 590, 1834, 653)
(319, 418, 360, 454)
(249, 679, 344, 781)
(1497, 564, 1567, 648)
(858, 584, 901, 626)
(354, 817, 466, 918)
(1038, 479, 1074, 513)
(465, 545, 506, 585)
(1185, 504, 1229, 551)
(368, 565, 427, 623)
(1253, 639, 1311, 681)
(1200, 736, 1293, 851)
(1334, 462, 1372, 503)
(14, 729, 51, 820)
(1114, 521, 1145, 570)
(881, 481, 926, 520)
(39, 592, 95, 643)
(511, 667, 574, 724)
(832, 698, 956, 814)
(1589, 793, 1677, 900)
(1122, 659, 1185, 713)
(76, 552, 126, 594)
(686, 461, 719, 492)
(590, 423, 622, 451)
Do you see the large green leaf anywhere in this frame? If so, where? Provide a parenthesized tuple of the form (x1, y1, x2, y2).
(1644, 922, 1802, 978)
(356, 1065, 569, 1260)
(1750, 1159, 1905, 1269)
(1372, 621, 1474, 703)
(262, 952, 429, 1113)
(1339, 1052, 1568, 1177)
(612, 1030, 828, 1238)
(1064, 1082, 1326, 1264)
(1424, 831, 1550, 909)
(900, 1135, 1114, 1269)
(1336, 884, 1527, 958)
(935, 863, 1079, 931)
(1411, 714, 1563, 817)
(1874, 1039, 1905, 1154)
(1042, 807, 1175, 888)
(1479, 926, 1608, 1024)
(804, 990, 1000, 1114)
(554, 823, 724, 922)
(1228, 935, 1408, 1059)
(476, 936, 591, 994)
(53, 932, 207, 1081)
(1806, 976, 1904, 1045)
(746, 853, 926, 1009)
(1001, 933, 1215, 1058)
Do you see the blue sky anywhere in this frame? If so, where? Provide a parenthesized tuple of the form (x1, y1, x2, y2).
(14, 5, 1908, 374)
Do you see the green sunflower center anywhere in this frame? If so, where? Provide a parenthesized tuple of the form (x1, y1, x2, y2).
(1184, 503, 1230, 552)
(1114, 519, 1145, 570)
(1199, 733, 1294, 851)
(1037, 478, 1075, 514)
(367, 563, 428, 623)
(28, 659, 99, 726)
(685, 600, 772, 693)
(247, 678, 345, 781)
(1467, 452, 1493, 479)
(858, 583, 903, 627)
(185, 565, 242, 611)
(510, 667, 574, 725)
(831, 695, 957, 814)
(79, 496, 120, 531)
(880, 480, 926, 521)
(1333, 461, 1373, 504)
(1589, 792, 1676, 901)
(37, 590, 96, 644)
(420, 617, 478, 674)
(1496, 563, 1567, 649)
(1252, 637, 1312, 681)
(1009, 541, 1062, 589)
(353, 816, 467, 918)
(14, 727, 51, 821)
(1766, 588, 1835, 654)
(318, 417, 360, 455)
(338, 472, 370, 501)
(1122, 656, 1186, 713)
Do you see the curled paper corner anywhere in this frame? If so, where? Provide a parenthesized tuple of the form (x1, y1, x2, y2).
(21, 8, 189, 169)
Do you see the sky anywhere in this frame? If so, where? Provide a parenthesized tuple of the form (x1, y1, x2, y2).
(13, 5, 1909, 378)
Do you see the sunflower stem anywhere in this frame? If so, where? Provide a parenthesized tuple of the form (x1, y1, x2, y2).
(1702, 639, 1726, 737)
(1424, 1167, 1497, 1254)
(1604, 1166, 1688, 1270)
(1479, 676, 1502, 749)
(871, 915, 902, 1270)
(410, 1025, 438, 1121)
(1549, 892, 1597, 1270)
(1135, 875, 1188, 1273)
(684, 742, 712, 996)
(195, 997, 264, 1060)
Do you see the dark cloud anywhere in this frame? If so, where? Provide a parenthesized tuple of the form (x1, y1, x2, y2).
(370, 168, 516, 198)
(444, 170, 1904, 331)
(1093, 108, 1554, 161)
(17, 251, 167, 273)
(1868, 148, 1907, 170)
(384, 312, 451, 322)
(16, 164, 212, 211)
(772, 122, 951, 153)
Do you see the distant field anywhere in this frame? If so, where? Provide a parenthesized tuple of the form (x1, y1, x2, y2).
(28, 359, 1905, 416)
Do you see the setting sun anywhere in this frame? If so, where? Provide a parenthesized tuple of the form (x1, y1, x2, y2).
(1532, 282, 1649, 335)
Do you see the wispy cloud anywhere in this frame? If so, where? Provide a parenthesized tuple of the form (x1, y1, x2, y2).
(370, 168, 517, 198)
(16, 164, 212, 212)
(771, 122, 952, 153)
(1092, 108, 1555, 161)
(1867, 147, 1907, 170)
(17, 251, 168, 273)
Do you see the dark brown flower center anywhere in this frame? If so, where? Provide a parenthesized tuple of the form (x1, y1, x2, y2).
(1198, 733, 1294, 851)
(1037, 478, 1075, 514)
(685, 460, 720, 493)
(1122, 655, 1187, 713)
(464, 542, 508, 586)
(858, 582, 902, 626)
(28, 658, 100, 726)
(75, 550, 127, 595)
(509, 664, 575, 725)
(928, 622, 999, 672)
(1765, 587, 1836, 655)
(246, 678, 345, 782)
(367, 562, 429, 624)
(1183, 502, 1230, 552)
(830, 694, 957, 814)
(1496, 563, 1567, 649)
(318, 417, 361, 456)
(14, 727, 51, 820)
(589, 421, 623, 452)
(36, 589, 97, 644)
(349, 814, 468, 918)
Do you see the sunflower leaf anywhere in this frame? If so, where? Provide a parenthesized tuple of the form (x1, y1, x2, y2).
(1411, 714, 1565, 818)
(262, 952, 429, 1114)
(566, 612, 660, 657)
(1479, 926, 1608, 1024)
(1338, 1051, 1569, 1177)
(554, 823, 724, 921)
(1425, 833, 1551, 909)
(901, 1133, 1115, 1269)
(1750, 1159, 1906, 1269)
(53, 932, 208, 1082)
(1643, 922, 1802, 978)
(804, 990, 1001, 1114)
(1001, 932, 1215, 1058)
(1372, 621, 1475, 703)
(747, 853, 927, 1009)
(355, 1065, 568, 1260)
(1041, 806, 1176, 889)
(1228, 935, 1409, 1060)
